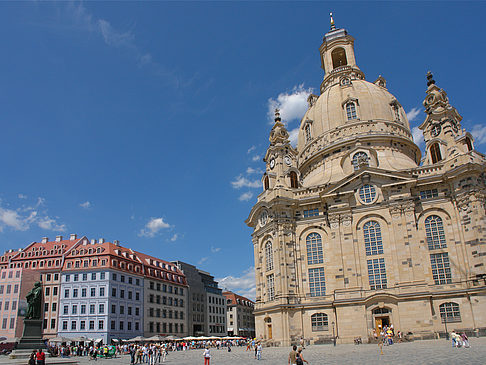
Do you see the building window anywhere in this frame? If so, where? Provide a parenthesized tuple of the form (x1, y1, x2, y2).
(99, 287, 105, 297)
(290, 171, 298, 188)
(465, 137, 473, 151)
(420, 189, 438, 200)
(71, 321, 76, 330)
(352, 152, 369, 170)
(264, 176, 269, 191)
(265, 242, 274, 272)
(303, 208, 319, 218)
(266, 274, 275, 301)
(63, 306, 68, 315)
(430, 253, 452, 284)
(430, 143, 442, 164)
(51, 319, 56, 329)
(89, 321, 94, 330)
(346, 102, 357, 120)
(308, 267, 326, 297)
(425, 215, 447, 250)
(91, 288, 96, 297)
(311, 313, 328, 331)
(99, 304, 104, 314)
(91, 273, 96, 280)
(72, 305, 77, 315)
(62, 321, 68, 330)
(305, 124, 312, 143)
(391, 103, 401, 122)
(359, 184, 377, 204)
(363, 221, 384, 256)
(80, 305, 86, 314)
(111, 321, 115, 330)
(439, 302, 461, 323)
(306, 233, 323, 265)
(367, 258, 387, 290)
(331, 47, 347, 68)
(112, 288, 116, 297)
(80, 321, 86, 330)
(98, 320, 104, 330)
(89, 304, 95, 314)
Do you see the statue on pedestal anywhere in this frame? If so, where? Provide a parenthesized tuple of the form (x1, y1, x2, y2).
(25, 282, 42, 320)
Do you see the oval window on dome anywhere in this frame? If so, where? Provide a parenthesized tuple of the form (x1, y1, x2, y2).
(358, 184, 377, 204)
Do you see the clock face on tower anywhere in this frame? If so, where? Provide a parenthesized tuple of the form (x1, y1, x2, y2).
(284, 155, 292, 166)
(270, 158, 275, 169)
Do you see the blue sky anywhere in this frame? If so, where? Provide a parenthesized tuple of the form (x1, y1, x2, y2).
(0, 2, 485, 299)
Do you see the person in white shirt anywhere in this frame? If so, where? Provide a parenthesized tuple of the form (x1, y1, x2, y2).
(203, 346, 211, 365)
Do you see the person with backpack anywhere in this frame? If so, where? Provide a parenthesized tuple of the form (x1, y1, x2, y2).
(288, 345, 298, 365)
(295, 347, 308, 365)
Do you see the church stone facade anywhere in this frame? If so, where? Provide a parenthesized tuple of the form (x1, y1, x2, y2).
(246, 21, 486, 345)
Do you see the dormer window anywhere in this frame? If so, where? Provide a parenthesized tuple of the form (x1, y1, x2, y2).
(305, 124, 312, 143)
(352, 152, 369, 170)
(346, 102, 357, 120)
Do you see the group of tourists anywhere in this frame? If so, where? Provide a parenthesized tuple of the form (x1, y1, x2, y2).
(28, 349, 45, 365)
(372, 324, 399, 345)
(46, 343, 117, 359)
(451, 331, 470, 348)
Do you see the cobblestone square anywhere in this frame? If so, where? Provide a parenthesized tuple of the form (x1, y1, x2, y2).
(15, 338, 482, 365)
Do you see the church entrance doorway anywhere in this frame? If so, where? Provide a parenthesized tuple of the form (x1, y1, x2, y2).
(372, 307, 391, 333)
(264, 317, 272, 339)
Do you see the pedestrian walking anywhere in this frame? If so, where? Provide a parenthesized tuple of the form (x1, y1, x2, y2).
(203, 345, 211, 365)
(296, 347, 308, 365)
(461, 332, 470, 348)
(256, 343, 262, 360)
(36, 349, 46, 365)
(288, 345, 298, 365)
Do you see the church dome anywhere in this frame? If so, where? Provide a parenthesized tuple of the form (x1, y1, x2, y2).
(297, 78, 413, 152)
(295, 24, 421, 187)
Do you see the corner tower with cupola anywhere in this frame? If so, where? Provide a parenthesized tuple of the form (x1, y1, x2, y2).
(247, 15, 486, 346)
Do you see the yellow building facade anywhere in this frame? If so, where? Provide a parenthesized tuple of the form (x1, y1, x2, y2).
(246, 21, 486, 345)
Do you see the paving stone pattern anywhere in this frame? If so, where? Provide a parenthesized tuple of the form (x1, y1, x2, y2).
(3, 338, 486, 365)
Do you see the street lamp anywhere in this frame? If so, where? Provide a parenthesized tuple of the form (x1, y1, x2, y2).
(332, 321, 336, 346)
(443, 316, 449, 340)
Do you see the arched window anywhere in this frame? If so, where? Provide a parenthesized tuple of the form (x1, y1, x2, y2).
(331, 47, 347, 69)
(430, 143, 442, 164)
(392, 104, 401, 122)
(425, 215, 447, 250)
(305, 124, 312, 143)
(290, 171, 298, 188)
(306, 233, 323, 265)
(264, 176, 269, 191)
(311, 313, 328, 331)
(363, 221, 384, 256)
(265, 241, 274, 272)
(346, 102, 357, 120)
(466, 137, 473, 151)
(352, 152, 369, 170)
(439, 302, 461, 323)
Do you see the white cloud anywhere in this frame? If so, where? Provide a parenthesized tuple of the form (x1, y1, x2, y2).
(472, 124, 486, 145)
(98, 19, 134, 47)
(267, 84, 313, 124)
(139, 217, 171, 238)
(412, 126, 425, 150)
(217, 267, 256, 300)
(198, 257, 209, 265)
(37, 217, 66, 232)
(239, 192, 254, 202)
(406, 107, 422, 123)
(0, 200, 65, 233)
(247, 145, 256, 154)
(79, 201, 91, 209)
(231, 175, 260, 189)
(210, 246, 221, 253)
(18, 194, 27, 199)
(288, 127, 299, 147)
(246, 167, 263, 175)
(170, 233, 178, 242)
(251, 154, 261, 162)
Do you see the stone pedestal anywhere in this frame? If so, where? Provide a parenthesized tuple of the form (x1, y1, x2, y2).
(10, 319, 46, 359)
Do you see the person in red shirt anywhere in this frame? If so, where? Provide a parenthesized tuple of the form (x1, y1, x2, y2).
(36, 349, 45, 365)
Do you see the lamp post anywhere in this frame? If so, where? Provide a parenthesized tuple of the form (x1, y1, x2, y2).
(332, 321, 336, 346)
(443, 317, 449, 340)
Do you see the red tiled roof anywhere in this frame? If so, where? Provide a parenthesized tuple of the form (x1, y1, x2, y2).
(223, 291, 254, 306)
